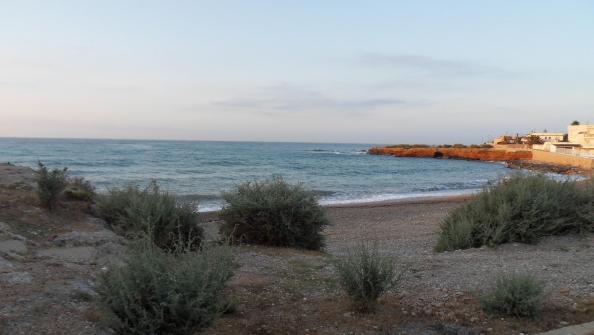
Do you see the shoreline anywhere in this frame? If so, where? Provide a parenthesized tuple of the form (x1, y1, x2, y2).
(322, 193, 473, 209)
(198, 192, 477, 214)
(198, 193, 472, 221)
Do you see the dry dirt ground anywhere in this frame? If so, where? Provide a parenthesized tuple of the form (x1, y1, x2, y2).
(0, 163, 593, 335)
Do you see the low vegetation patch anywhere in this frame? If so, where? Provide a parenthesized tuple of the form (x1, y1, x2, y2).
(468, 144, 493, 149)
(36, 162, 68, 210)
(334, 242, 403, 313)
(220, 176, 328, 250)
(386, 144, 431, 149)
(97, 241, 234, 335)
(384, 144, 492, 149)
(96, 181, 202, 250)
(436, 174, 594, 251)
(64, 176, 96, 201)
(481, 273, 544, 318)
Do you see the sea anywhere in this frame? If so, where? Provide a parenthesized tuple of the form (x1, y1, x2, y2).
(0, 138, 516, 212)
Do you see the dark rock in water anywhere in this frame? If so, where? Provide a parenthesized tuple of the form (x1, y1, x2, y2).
(505, 160, 582, 175)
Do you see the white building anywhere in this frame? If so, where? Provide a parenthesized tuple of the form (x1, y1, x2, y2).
(568, 124, 594, 156)
(533, 124, 594, 157)
(528, 132, 564, 142)
(568, 124, 594, 147)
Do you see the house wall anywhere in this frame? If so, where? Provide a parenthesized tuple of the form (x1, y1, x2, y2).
(576, 147, 594, 157)
(568, 125, 594, 146)
(531, 150, 594, 170)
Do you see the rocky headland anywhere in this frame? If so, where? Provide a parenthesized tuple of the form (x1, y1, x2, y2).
(0, 163, 124, 334)
(368, 146, 593, 175)
(368, 147, 532, 161)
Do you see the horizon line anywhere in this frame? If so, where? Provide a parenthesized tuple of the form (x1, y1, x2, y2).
(0, 135, 388, 146)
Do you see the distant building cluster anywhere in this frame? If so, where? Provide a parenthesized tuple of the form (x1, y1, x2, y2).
(492, 123, 594, 158)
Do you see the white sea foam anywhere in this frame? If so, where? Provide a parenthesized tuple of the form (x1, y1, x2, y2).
(196, 189, 482, 212)
(197, 201, 225, 213)
(318, 189, 481, 206)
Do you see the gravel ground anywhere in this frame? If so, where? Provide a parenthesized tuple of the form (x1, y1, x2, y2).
(209, 199, 594, 334)
(323, 201, 594, 299)
(229, 199, 594, 300)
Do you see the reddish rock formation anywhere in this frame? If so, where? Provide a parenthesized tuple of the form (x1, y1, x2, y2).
(368, 147, 532, 161)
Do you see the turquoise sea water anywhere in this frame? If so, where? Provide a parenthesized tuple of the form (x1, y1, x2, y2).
(0, 138, 513, 211)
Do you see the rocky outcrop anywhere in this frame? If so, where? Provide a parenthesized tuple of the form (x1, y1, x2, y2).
(0, 163, 36, 190)
(0, 164, 121, 334)
(368, 147, 532, 161)
(505, 160, 586, 175)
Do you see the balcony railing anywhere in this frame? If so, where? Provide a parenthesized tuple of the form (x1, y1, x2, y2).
(554, 147, 594, 158)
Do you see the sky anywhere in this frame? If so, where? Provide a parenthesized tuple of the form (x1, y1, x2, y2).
(1, 1, 593, 144)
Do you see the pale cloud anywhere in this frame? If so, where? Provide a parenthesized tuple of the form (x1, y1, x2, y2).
(211, 84, 405, 116)
(358, 53, 508, 77)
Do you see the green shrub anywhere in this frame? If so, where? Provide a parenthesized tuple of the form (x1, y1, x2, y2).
(95, 186, 135, 225)
(36, 162, 68, 210)
(220, 176, 328, 250)
(64, 176, 96, 201)
(527, 135, 544, 145)
(334, 242, 403, 313)
(452, 143, 467, 148)
(480, 144, 494, 149)
(436, 174, 594, 251)
(481, 273, 544, 318)
(97, 182, 203, 250)
(97, 241, 234, 335)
